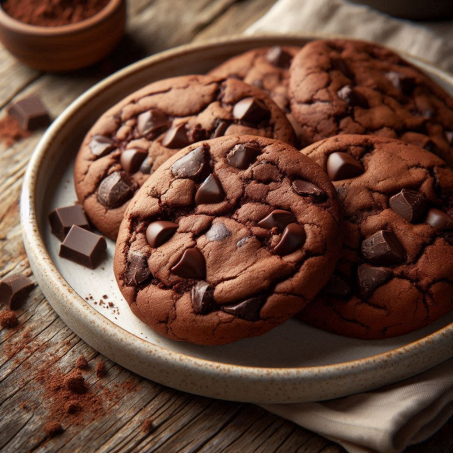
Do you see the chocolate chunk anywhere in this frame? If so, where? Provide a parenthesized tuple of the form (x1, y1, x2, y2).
(446, 131, 453, 145)
(8, 95, 50, 131)
(171, 248, 206, 279)
(212, 120, 230, 138)
(0, 274, 34, 310)
(146, 221, 178, 248)
(162, 123, 191, 149)
(59, 226, 107, 269)
(222, 296, 264, 321)
(97, 171, 137, 208)
(125, 251, 151, 285)
(321, 274, 351, 297)
(137, 109, 168, 136)
(385, 71, 416, 94)
(357, 264, 392, 299)
(425, 208, 453, 231)
(258, 209, 296, 231)
(139, 156, 153, 175)
(292, 180, 325, 199)
(191, 281, 216, 314)
(361, 230, 406, 266)
(265, 46, 292, 68)
(233, 97, 270, 124)
(226, 143, 261, 169)
(120, 148, 148, 174)
(272, 223, 306, 256)
(327, 152, 364, 181)
(206, 223, 231, 242)
(89, 135, 115, 157)
(195, 174, 225, 204)
(337, 85, 368, 108)
(389, 189, 427, 223)
(49, 205, 90, 241)
(171, 145, 206, 178)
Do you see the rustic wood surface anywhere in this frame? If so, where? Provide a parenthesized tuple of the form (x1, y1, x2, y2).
(0, 1, 452, 452)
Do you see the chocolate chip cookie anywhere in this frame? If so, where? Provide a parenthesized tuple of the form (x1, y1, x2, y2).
(74, 75, 296, 239)
(114, 136, 342, 345)
(297, 135, 453, 339)
(289, 39, 453, 166)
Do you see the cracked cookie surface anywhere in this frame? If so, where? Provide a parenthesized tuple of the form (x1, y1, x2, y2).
(74, 75, 296, 239)
(289, 39, 453, 166)
(114, 135, 342, 345)
(297, 135, 453, 339)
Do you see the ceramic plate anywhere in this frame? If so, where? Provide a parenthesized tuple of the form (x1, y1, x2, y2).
(21, 35, 453, 404)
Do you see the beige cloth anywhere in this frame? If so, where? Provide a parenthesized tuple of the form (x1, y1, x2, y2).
(248, 1, 453, 451)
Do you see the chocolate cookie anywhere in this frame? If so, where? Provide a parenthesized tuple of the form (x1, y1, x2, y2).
(114, 136, 342, 345)
(74, 75, 296, 239)
(289, 39, 453, 166)
(297, 135, 453, 339)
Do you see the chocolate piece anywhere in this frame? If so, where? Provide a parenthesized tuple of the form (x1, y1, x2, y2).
(139, 156, 153, 175)
(162, 123, 191, 149)
(191, 281, 216, 314)
(8, 95, 50, 131)
(206, 223, 231, 242)
(146, 221, 178, 248)
(361, 230, 406, 266)
(212, 120, 229, 138)
(59, 226, 107, 269)
(120, 148, 148, 174)
(222, 296, 264, 321)
(337, 85, 368, 108)
(446, 131, 453, 145)
(233, 97, 270, 123)
(49, 205, 89, 241)
(227, 143, 261, 169)
(125, 251, 151, 285)
(258, 209, 296, 231)
(137, 109, 168, 136)
(265, 46, 292, 68)
(385, 71, 416, 94)
(425, 208, 453, 231)
(327, 152, 364, 181)
(97, 171, 137, 209)
(171, 248, 206, 279)
(321, 274, 351, 297)
(389, 189, 427, 223)
(292, 180, 325, 199)
(0, 274, 34, 310)
(89, 135, 115, 157)
(272, 223, 306, 256)
(357, 264, 392, 299)
(171, 146, 206, 178)
(195, 174, 225, 204)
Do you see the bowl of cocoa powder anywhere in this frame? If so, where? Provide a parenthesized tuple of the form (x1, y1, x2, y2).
(0, 0, 126, 72)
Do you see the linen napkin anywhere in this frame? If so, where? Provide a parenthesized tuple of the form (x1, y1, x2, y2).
(248, 1, 453, 451)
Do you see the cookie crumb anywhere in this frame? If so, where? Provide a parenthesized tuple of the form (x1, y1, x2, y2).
(0, 310, 18, 328)
(44, 421, 64, 438)
(141, 418, 155, 433)
(102, 295, 108, 299)
(95, 361, 107, 378)
(75, 355, 89, 370)
(64, 370, 86, 393)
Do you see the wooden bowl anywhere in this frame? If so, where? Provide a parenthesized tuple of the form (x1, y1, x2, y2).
(0, 0, 126, 72)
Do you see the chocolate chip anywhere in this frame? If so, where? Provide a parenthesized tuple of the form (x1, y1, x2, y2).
(146, 221, 178, 248)
(49, 205, 90, 241)
(423, 139, 437, 153)
(0, 274, 34, 310)
(361, 230, 406, 266)
(292, 180, 325, 199)
(89, 135, 115, 157)
(171, 145, 206, 178)
(97, 171, 137, 208)
(59, 226, 107, 269)
(139, 156, 153, 175)
(8, 95, 50, 131)
(389, 189, 426, 223)
(227, 143, 261, 169)
(171, 248, 206, 279)
(233, 97, 270, 124)
(258, 209, 296, 231)
(445, 131, 453, 145)
(191, 281, 216, 314)
(206, 223, 231, 242)
(137, 109, 168, 136)
(357, 264, 391, 299)
(272, 223, 306, 256)
(211, 120, 230, 139)
(195, 174, 225, 205)
(222, 296, 264, 321)
(337, 85, 368, 108)
(425, 208, 453, 231)
(125, 251, 151, 285)
(162, 123, 191, 149)
(327, 152, 364, 181)
(385, 71, 416, 94)
(321, 274, 351, 297)
(265, 46, 292, 68)
(120, 148, 148, 174)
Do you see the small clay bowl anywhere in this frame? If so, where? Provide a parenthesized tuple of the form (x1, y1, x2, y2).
(0, 0, 126, 72)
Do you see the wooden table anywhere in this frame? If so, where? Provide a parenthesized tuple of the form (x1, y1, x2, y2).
(1, 1, 452, 452)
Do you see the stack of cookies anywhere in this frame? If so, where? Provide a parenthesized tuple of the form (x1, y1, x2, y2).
(71, 39, 453, 345)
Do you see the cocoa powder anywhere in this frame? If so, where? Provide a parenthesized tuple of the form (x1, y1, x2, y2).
(0, 116, 30, 147)
(95, 361, 107, 378)
(0, 310, 18, 328)
(44, 421, 64, 438)
(76, 355, 89, 370)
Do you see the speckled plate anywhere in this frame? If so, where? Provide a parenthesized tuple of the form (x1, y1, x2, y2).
(21, 34, 453, 404)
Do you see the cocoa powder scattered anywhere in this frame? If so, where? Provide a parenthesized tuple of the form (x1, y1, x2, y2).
(76, 355, 89, 370)
(44, 421, 64, 438)
(95, 361, 107, 378)
(64, 370, 87, 393)
(0, 116, 30, 147)
(0, 310, 18, 328)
